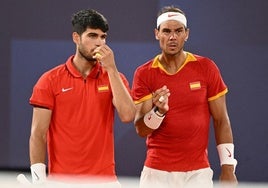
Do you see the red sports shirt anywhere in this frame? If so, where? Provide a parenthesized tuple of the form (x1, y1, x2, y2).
(30, 55, 131, 181)
(132, 52, 228, 171)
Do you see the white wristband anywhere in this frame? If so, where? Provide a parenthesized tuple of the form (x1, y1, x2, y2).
(144, 108, 165, 129)
(30, 163, 46, 184)
(217, 143, 237, 172)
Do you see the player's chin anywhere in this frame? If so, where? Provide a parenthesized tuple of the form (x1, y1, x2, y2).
(86, 56, 96, 62)
(164, 48, 177, 54)
(166, 52, 178, 56)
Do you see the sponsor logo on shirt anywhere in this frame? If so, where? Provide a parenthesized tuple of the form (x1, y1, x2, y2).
(61, 87, 73, 92)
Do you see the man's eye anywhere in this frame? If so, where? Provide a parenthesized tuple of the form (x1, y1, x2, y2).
(89, 35, 98, 38)
(163, 30, 171, 34)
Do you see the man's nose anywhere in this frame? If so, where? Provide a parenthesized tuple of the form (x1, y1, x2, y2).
(169, 32, 177, 39)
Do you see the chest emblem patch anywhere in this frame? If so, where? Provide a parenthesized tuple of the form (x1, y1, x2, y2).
(98, 85, 109, 92)
(189, 81, 201, 90)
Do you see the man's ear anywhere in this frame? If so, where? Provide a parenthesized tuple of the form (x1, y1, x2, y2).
(154, 28, 159, 40)
(185, 28, 190, 42)
(72, 32, 80, 44)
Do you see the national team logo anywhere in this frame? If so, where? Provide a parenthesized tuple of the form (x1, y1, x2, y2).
(98, 85, 109, 92)
(189, 81, 201, 90)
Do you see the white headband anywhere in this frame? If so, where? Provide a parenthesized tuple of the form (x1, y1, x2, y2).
(157, 12, 187, 28)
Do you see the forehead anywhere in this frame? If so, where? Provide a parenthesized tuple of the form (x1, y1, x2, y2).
(83, 27, 107, 35)
(159, 20, 185, 30)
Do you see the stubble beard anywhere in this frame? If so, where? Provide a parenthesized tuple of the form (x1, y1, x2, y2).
(166, 46, 184, 56)
(78, 46, 96, 62)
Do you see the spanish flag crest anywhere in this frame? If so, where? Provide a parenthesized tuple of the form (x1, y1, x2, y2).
(189, 81, 201, 90)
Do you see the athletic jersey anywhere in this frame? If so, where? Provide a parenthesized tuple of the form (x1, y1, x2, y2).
(29, 55, 131, 181)
(132, 52, 228, 171)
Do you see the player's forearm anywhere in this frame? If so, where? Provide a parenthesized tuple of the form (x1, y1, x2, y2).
(29, 134, 47, 164)
(107, 70, 136, 122)
(214, 118, 238, 183)
(213, 119, 234, 144)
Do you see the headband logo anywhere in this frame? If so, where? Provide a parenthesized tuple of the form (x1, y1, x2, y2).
(168, 13, 179, 17)
(157, 12, 187, 28)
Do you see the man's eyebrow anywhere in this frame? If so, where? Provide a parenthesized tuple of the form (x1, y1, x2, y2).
(162, 26, 184, 31)
(162, 28, 171, 31)
(88, 32, 98, 35)
(87, 32, 107, 37)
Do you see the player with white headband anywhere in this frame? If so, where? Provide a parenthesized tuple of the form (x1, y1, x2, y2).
(132, 5, 238, 188)
(156, 11, 187, 28)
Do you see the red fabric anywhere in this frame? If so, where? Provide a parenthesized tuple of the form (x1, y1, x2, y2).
(30, 55, 130, 180)
(132, 52, 227, 171)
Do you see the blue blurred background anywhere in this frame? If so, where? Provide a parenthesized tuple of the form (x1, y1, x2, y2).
(0, 0, 267, 183)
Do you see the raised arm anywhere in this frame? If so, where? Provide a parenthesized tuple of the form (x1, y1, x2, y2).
(108, 70, 136, 123)
(94, 44, 136, 123)
(134, 86, 170, 137)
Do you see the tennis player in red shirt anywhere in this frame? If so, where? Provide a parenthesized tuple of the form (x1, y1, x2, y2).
(132, 5, 238, 188)
(28, 9, 135, 187)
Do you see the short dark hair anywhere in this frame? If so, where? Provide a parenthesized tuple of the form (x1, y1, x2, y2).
(157, 5, 186, 17)
(71, 9, 109, 35)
